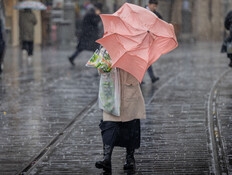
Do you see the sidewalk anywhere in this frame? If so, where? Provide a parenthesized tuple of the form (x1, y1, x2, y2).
(0, 42, 231, 175)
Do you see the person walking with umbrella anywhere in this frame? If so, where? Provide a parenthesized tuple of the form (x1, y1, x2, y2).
(19, 8, 37, 59)
(15, 1, 46, 60)
(94, 3, 178, 173)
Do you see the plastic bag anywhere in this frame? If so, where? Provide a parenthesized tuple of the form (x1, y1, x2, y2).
(98, 68, 120, 116)
(86, 47, 112, 72)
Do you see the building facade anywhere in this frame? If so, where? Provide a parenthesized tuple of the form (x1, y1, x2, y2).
(108, 0, 232, 41)
(3, 0, 232, 46)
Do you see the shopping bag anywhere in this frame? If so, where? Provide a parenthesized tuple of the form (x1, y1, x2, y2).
(98, 68, 120, 116)
(86, 46, 112, 72)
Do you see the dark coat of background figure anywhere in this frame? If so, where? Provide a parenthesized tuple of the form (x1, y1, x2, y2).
(68, 3, 103, 66)
(224, 10, 232, 30)
(0, 19, 5, 73)
(221, 10, 232, 67)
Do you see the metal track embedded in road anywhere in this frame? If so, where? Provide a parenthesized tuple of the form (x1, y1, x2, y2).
(207, 68, 231, 175)
(16, 97, 98, 175)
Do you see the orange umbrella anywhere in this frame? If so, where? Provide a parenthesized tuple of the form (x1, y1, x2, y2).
(96, 3, 178, 82)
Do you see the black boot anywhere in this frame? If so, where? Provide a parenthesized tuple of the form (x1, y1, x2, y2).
(123, 147, 135, 170)
(95, 144, 113, 172)
(151, 77, 159, 83)
(68, 57, 75, 66)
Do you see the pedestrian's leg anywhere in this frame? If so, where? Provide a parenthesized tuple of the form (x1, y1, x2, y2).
(123, 119, 140, 171)
(22, 41, 28, 58)
(28, 41, 34, 56)
(0, 52, 2, 73)
(0, 43, 4, 73)
(228, 54, 232, 67)
(68, 48, 82, 66)
(22, 41, 27, 51)
(229, 58, 232, 67)
(123, 147, 136, 170)
(147, 66, 159, 83)
(95, 144, 114, 172)
(95, 121, 118, 172)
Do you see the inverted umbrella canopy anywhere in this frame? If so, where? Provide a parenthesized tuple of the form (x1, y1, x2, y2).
(14, 1, 47, 10)
(96, 3, 178, 82)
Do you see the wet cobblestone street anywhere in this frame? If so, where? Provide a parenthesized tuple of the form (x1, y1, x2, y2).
(0, 42, 232, 175)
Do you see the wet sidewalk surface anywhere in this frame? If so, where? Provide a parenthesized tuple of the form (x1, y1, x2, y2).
(0, 42, 231, 175)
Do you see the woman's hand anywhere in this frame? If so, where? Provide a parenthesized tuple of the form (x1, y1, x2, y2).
(98, 68, 105, 74)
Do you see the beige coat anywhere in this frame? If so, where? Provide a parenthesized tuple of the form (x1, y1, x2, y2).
(103, 69, 146, 122)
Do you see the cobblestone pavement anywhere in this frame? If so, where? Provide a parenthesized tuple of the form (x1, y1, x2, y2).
(0, 42, 231, 175)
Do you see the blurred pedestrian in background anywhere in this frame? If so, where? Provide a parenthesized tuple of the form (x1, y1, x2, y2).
(0, 18, 5, 74)
(68, 3, 103, 66)
(95, 68, 146, 173)
(143, 0, 163, 83)
(221, 10, 232, 67)
(146, 0, 163, 20)
(19, 9, 37, 60)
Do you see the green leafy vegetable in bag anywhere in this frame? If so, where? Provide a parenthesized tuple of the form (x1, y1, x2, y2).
(86, 47, 112, 72)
